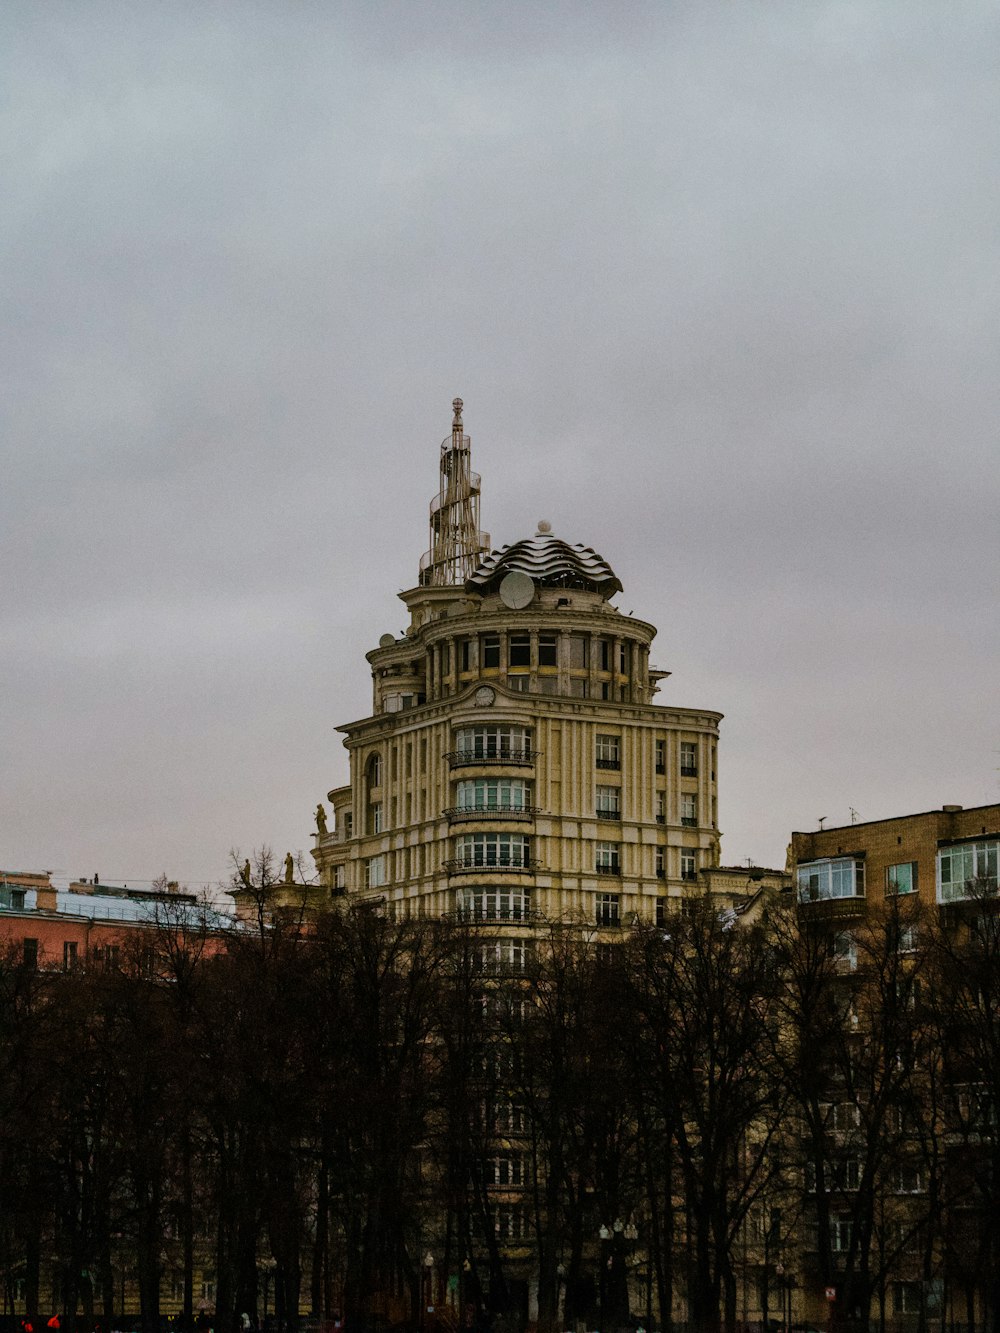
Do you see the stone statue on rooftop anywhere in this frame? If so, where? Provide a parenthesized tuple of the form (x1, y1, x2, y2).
(315, 803, 328, 836)
(240, 859, 251, 887)
(284, 852, 294, 884)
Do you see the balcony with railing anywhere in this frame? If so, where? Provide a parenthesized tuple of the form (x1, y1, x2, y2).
(446, 856, 534, 875)
(446, 804, 538, 824)
(446, 747, 534, 768)
(798, 895, 867, 921)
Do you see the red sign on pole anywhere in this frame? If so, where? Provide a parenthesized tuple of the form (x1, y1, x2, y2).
(825, 1288, 836, 1302)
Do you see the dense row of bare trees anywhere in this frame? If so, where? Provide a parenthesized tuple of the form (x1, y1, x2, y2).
(2, 869, 1000, 1333)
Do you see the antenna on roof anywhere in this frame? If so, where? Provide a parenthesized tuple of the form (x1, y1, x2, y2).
(817, 816, 827, 830)
(849, 807, 860, 825)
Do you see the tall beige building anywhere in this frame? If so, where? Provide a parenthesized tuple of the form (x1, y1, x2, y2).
(312, 400, 723, 927)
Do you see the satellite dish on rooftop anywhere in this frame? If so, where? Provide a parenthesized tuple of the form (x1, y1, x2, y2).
(499, 571, 535, 609)
(379, 633, 395, 648)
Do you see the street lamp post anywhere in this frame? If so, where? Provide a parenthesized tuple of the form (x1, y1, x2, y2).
(422, 1252, 435, 1333)
(260, 1257, 277, 1325)
(599, 1221, 635, 1331)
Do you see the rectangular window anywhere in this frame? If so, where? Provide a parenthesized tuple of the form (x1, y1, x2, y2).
(456, 833, 530, 869)
(568, 635, 589, 669)
(596, 734, 621, 770)
(476, 939, 529, 975)
(369, 802, 382, 833)
(656, 792, 666, 824)
(618, 643, 627, 673)
(596, 841, 620, 875)
(655, 739, 666, 774)
(655, 897, 667, 928)
(797, 857, 865, 902)
(538, 634, 558, 667)
(681, 850, 697, 882)
(834, 1159, 861, 1191)
(938, 839, 1000, 902)
(893, 1281, 941, 1316)
(460, 639, 472, 672)
(596, 892, 620, 926)
(481, 635, 500, 669)
(898, 923, 918, 954)
(492, 1100, 527, 1135)
(454, 725, 532, 760)
(595, 785, 620, 820)
(829, 1219, 854, 1253)
(956, 1084, 997, 1133)
(508, 634, 530, 668)
(681, 794, 697, 827)
(22, 937, 38, 969)
(488, 1151, 527, 1187)
(887, 861, 917, 895)
(507, 674, 530, 692)
(893, 1283, 920, 1316)
(461, 889, 530, 922)
(63, 940, 78, 971)
(680, 742, 697, 776)
(655, 846, 666, 879)
(826, 1102, 862, 1133)
(599, 638, 612, 672)
(456, 778, 530, 812)
(493, 1204, 530, 1241)
(333, 865, 345, 890)
(832, 931, 857, 971)
(365, 856, 386, 889)
(896, 1163, 925, 1194)
(440, 643, 450, 674)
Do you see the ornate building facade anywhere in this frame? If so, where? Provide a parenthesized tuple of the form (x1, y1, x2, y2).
(311, 399, 725, 926)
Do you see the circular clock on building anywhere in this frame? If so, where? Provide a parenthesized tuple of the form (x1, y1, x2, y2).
(474, 686, 496, 707)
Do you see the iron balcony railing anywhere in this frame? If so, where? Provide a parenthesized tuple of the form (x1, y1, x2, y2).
(445, 804, 538, 822)
(445, 857, 534, 875)
(445, 748, 535, 768)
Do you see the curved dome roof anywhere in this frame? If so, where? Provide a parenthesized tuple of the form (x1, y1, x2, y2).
(465, 526, 622, 600)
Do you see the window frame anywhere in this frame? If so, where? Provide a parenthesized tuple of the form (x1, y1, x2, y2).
(596, 734, 621, 770)
(596, 892, 621, 926)
(595, 840, 621, 875)
(938, 839, 1000, 903)
(887, 861, 918, 896)
(797, 857, 866, 903)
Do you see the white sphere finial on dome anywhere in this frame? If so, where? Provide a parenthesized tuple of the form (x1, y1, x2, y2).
(537, 519, 552, 535)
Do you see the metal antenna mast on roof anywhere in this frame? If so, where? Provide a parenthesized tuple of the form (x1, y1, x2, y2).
(418, 397, 491, 586)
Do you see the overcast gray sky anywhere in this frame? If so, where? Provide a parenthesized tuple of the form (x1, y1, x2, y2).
(2, 1, 998, 893)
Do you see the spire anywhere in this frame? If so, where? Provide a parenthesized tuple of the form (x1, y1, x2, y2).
(418, 398, 491, 586)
